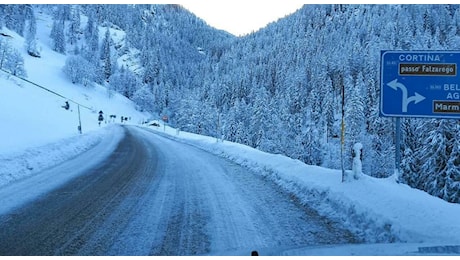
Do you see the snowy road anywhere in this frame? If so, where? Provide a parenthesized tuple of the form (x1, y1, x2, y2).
(0, 126, 357, 256)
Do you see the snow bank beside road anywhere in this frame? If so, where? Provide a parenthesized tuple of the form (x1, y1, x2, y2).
(0, 125, 124, 189)
(0, 125, 125, 216)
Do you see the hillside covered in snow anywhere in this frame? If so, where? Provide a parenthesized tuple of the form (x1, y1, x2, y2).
(1, 4, 460, 256)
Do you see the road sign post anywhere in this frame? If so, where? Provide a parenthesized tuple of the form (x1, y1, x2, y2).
(162, 115, 168, 132)
(381, 50, 460, 180)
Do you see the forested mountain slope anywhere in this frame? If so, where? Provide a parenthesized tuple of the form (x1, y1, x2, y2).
(188, 4, 460, 204)
(1, 4, 459, 204)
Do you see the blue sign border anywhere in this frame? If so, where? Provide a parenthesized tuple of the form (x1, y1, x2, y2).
(380, 50, 460, 119)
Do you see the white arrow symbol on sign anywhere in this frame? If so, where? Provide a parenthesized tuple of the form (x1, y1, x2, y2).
(387, 79, 426, 113)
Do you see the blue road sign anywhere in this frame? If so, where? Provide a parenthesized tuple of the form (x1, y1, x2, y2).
(380, 50, 460, 119)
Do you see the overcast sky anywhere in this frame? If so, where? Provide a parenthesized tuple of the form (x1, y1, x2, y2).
(179, 1, 305, 36)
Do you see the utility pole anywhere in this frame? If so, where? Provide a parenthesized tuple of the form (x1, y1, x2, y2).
(216, 111, 221, 142)
(77, 105, 82, 134)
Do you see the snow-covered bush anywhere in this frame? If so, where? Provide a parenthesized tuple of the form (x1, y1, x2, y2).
(62, 55, 94, 86)
(132, 86, 156, 113)
(0, 39, 27, 77)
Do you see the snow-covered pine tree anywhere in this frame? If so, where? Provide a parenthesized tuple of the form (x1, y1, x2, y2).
(417, 120, 454, 199)
(63, 55, 94, 86)
(0, 6, 5, 28)
(0, 39, 26, 76)
(108, 66, 139, 99)
(399, 118, 422, 180)
(444, 123, 460, 203)
(100, 27, 113, 81)
(24, 5, 39, 57)
(343, 71, 365, 170)
(248, 86, 270, 149)
(4, 5, 26, 36)
(50, 6, 66, 54)
(0, 39, 11, 70)
(132, 85, 156, 113)
(67, 5, 80, 46)
(82, 7, 99, 67)
(4, 48, 26, 77)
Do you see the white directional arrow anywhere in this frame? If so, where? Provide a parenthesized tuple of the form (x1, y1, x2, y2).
(387, 79, 425, 113)
(407, 92, 426, 105)
(387, 79, 405, 91)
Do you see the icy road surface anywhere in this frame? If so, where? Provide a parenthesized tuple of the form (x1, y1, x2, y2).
(0, 126, 357, 256)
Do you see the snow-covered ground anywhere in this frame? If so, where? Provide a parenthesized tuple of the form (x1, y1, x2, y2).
(0, 8, 459, 257)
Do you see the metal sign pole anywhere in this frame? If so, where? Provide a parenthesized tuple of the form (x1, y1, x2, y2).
(395, 117, 401, 181)
(341, 84, 345, 182)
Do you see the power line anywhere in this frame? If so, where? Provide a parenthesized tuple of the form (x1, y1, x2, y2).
(1, 68, 94, 111)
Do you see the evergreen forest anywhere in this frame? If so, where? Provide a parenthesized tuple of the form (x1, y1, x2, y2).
(1, 4, 459, 203)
